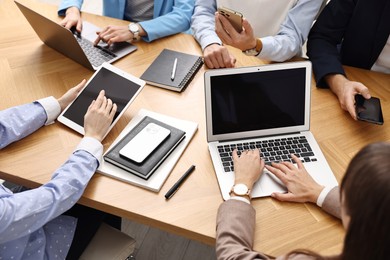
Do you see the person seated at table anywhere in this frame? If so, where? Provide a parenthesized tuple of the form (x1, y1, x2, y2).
(191, 0, 326, 69)
(216, 142, 390, 259)
(0, 81, 120, 260)
(307, 0, 390, 120)
(58, 0, 194, 44)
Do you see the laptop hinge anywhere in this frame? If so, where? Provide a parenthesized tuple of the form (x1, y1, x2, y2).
(217, 132, 302, 143)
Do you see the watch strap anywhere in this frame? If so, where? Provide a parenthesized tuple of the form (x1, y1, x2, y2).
(243, 38, 262, 56)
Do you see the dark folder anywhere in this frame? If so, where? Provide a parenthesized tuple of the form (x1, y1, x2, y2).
(104, 116, 186, 180)
(140, 49, 203, 92)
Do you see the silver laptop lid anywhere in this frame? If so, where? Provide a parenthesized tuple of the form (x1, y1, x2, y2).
(15, 0, 137, 71)
(204, 61, 312, 142)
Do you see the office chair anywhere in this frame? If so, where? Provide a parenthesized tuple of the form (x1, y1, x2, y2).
(79, 223, 136, 260)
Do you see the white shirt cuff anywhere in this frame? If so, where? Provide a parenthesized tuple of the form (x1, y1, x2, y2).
(75, 137, 103, 165)
(316, 186, 336, 207)
(36, 96, 61, 125)
(229, 196, 251, 204)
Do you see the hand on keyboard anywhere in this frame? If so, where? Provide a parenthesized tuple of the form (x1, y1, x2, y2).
(232, 149, 264, 191)
(265, 155, 324, 204)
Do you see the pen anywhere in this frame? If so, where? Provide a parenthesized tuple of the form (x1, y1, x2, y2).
(165, 165, 195, 199)
(171, 58, 178, 81)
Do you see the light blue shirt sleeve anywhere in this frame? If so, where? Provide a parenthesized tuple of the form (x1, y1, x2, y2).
(191, 0, 222, 50)
(0, 142, 100, 243)
(0, 96, 60, 149)
(0, 137, 102, 259)
(258, 0, 324, 62)
(0, 97, 103, 259)
(191, 0, 324, 61)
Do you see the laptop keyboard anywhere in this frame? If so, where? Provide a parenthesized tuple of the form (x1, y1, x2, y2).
(74, 35, 117, 67)
(217, 136, 318, 173)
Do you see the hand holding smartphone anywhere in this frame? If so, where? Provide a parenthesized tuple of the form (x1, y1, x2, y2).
(355, 94, 384, 125)
(217, 6, 243, 32)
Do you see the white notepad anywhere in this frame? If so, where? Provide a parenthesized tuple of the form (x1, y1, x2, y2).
(97, 109, 198, 192)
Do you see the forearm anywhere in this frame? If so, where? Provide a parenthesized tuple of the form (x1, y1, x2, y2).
(191, 0, 221, 50)
(139, 0, 194, 42)
(320, 186, 341, 219)
(307, 35, 347, 88)
(216, 200, 268, 259)
(0, 137, 101, 243)
(258, 0, 323, 62)
(258, 34, 301, 62)
(307, 0, 355, 87)
(58, 0, 83, 16)
(325, 74, 349, 97)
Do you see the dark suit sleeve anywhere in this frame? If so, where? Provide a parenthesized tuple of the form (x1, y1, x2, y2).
(307, 0, 356, 87)
(216, 200, 269, 260)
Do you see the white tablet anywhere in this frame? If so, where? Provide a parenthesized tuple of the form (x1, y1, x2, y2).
(58, 63, 145, 138)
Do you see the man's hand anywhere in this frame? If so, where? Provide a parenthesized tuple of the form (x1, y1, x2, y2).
(233, 149, 264, 190)
(93, 25, 145, 46)
(325, 74, 371, 120)
(203, 43, 236, 69)
(84, 90, 117, 142)
(60, 7, 82, 32)
(57, 79, 86, 112)
(265, 155, 324, 203)
(215, 13, 257, 52)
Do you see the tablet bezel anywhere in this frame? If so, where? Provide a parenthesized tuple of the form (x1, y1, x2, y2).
(58, 62, 145, 139)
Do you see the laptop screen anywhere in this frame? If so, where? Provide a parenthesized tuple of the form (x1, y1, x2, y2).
(210, 68, 306, 135)
(205, 61, 312, 142)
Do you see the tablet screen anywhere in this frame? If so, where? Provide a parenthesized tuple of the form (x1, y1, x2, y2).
(62, 66, 142, 127)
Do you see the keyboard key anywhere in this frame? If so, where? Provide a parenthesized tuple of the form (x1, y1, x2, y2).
(300, 152, 315, 157)
(219, 152, 229, 157)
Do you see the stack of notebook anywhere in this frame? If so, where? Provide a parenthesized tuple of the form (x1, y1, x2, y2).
(104, 116, 186, 180)
(98, 109, 198, 192)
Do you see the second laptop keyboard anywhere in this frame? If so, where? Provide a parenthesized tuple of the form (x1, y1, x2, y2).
(75, 36, 116, 67)
(218, 136, 318, 173)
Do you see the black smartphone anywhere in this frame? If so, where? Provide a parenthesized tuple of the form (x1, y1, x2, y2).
(355, 94, 384, 125)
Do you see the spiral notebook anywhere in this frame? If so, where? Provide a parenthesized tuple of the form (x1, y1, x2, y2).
(140, 49, 203, 92)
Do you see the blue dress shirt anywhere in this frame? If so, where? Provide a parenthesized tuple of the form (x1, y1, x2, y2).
(58, 0, 194, 42)
(191, 0, 324, 62)
(0, 97, 102, 259)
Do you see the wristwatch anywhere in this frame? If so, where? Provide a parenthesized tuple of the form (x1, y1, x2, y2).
(243, 38, 262, 56)
(229, 183, 251, 198)
(128, 23, 140, 41)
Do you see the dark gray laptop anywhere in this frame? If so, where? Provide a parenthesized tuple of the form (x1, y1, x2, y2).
(15, 0, 137, 70)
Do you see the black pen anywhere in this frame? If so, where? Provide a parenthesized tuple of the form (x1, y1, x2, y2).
(165, 165, 195, 199)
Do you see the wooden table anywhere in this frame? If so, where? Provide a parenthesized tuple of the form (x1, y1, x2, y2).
(1, 0, 389, 256)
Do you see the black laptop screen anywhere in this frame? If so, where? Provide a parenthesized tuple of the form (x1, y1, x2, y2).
(210, 68, 306, 135)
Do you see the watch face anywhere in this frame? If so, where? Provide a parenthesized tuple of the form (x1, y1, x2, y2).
(129, 24, 138, 33)
(245, 49, 258, 56)
(233, 184, 249, 195)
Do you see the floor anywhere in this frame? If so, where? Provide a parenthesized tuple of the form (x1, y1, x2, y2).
(34, 1, 217, 259)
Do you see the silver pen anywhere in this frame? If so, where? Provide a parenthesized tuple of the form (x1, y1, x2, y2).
(171, 58, 178, 81)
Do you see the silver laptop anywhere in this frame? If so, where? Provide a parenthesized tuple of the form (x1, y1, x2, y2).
(204, 61, 338, 200)
(15, 0, 137, 70)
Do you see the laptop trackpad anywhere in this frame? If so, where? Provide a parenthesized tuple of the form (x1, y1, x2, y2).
(253, 170, 287, 196)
